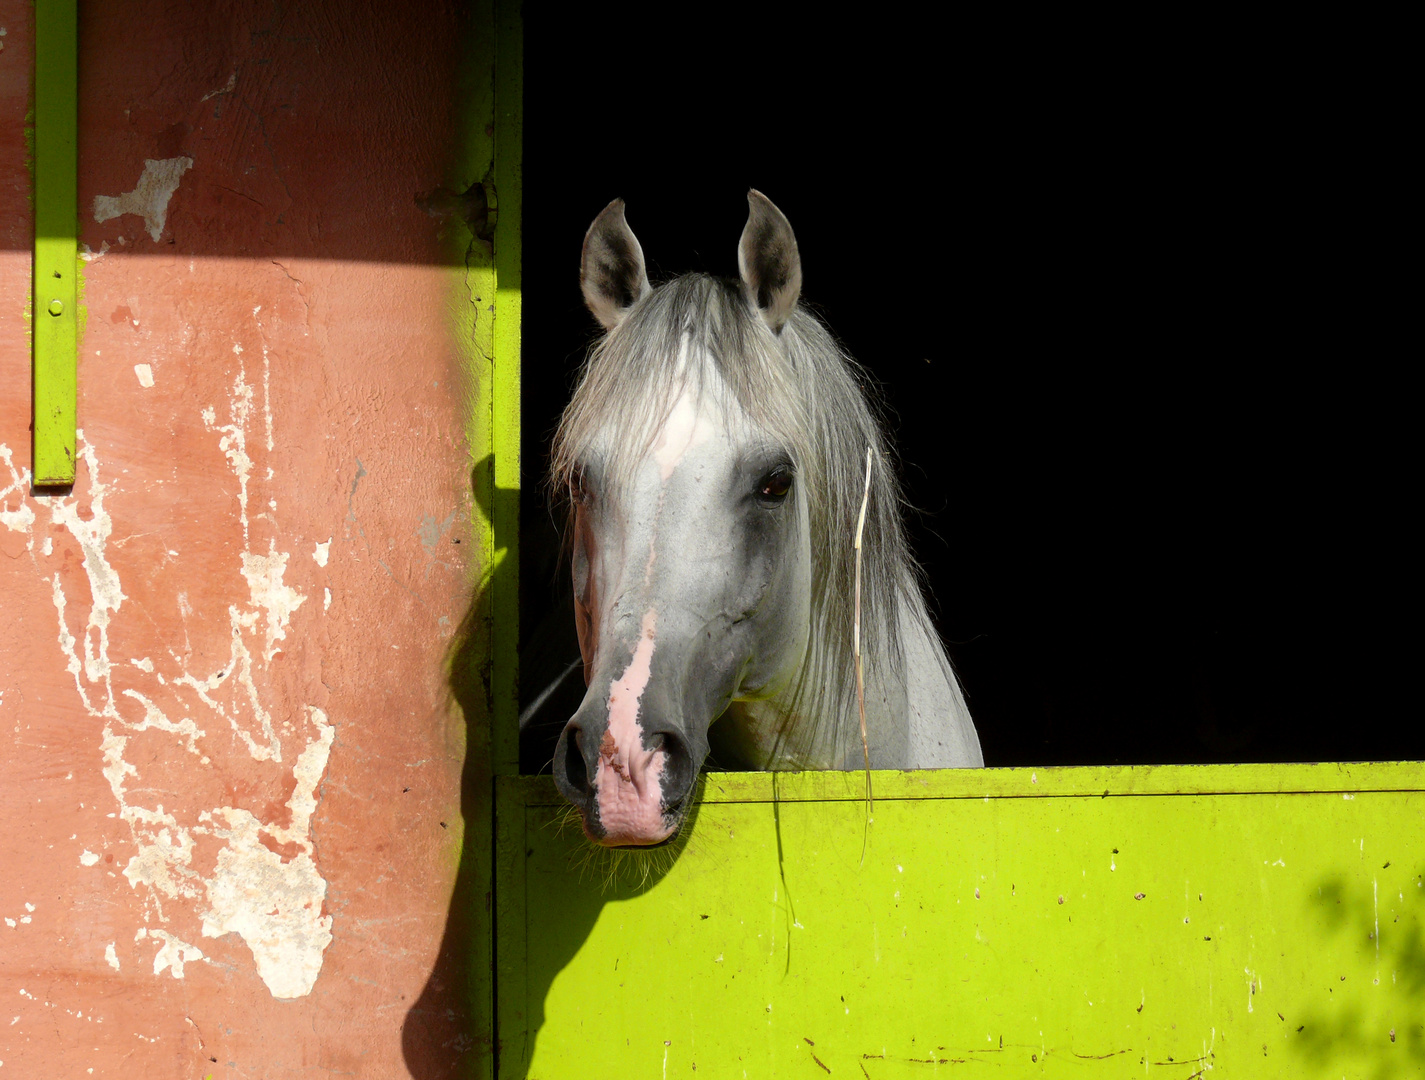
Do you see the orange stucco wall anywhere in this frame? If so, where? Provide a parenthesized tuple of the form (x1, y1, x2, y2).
(1, 3, 485, 1076)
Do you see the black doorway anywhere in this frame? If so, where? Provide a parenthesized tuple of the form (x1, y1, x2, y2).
(518, 9, 1412, 769)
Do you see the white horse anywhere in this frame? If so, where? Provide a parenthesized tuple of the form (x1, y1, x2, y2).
(547, 191, 982, 847)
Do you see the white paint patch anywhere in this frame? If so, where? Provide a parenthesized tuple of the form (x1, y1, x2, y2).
(0, 445, 35, 539)
(92, 157, 193, 242)
(200, 709, 335, 999)
(120, 688, 205, 755)
(202, 362, 255, 544)
(1374, 877, 1380, 976)
(46, 437, 127, 694)
(240, 546, 306, 661)
(173, 607, 281, 762)
(595, 610, 670, 844)
(133, 364, 154, 388)
(5, 390, 333, 997)
(120, 806, 200, 901)
(200, 71, 236, 102)
(324, 587, 332, 612)
(260, 334, 274, 453)
(137, 928, 204, 978)
(313, 539, 331, 567)
(104, 943, 119, 971)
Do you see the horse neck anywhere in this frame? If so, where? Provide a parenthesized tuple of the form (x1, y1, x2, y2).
(715, 589, 913, 771)
(720, 587, 982, 771)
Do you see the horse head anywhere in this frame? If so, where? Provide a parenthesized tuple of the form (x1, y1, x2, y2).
(551, 192, 813, 846)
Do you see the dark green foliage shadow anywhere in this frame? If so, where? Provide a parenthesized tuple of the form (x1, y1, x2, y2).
(1293, 868, 1425, 1078)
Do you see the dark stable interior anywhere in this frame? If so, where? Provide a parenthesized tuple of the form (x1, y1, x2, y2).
(517, 11, 1410, 772)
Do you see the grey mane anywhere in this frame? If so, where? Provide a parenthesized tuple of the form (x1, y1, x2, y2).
(551, 273, 949, 766)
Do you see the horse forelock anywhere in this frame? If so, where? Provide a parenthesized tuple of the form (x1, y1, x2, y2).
(552, 276, 799, 495)
(551, 272, 926, 767)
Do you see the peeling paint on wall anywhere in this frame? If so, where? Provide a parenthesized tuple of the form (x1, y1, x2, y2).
(200, 710, 335, 999)
(0, 339, 337, 998)
(240, 548, 305, 663)
(91, 157, 193, 242)
(137, 927, 204, 979)
(0, 445, 34, 538)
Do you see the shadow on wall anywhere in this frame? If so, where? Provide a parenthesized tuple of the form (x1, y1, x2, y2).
(1294, 869, 1425, 1079)
(400, 454, 503, 1077)
(399, 458, 678, 1079)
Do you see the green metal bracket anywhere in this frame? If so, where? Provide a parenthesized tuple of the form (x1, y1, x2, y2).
(32, 0, 79, 486)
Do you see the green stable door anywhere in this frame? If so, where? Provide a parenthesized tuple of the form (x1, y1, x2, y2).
(496, 764, 1424, 1078)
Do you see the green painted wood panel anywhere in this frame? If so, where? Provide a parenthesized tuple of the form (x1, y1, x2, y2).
(32, 0, 79, 485)
(496, 763, 1424, 1078)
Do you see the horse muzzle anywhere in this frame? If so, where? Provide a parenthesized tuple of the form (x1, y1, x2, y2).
(553, 707, 698, 847)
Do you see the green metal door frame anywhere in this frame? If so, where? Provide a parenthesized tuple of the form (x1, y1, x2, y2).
(455, 1, 521, 1074)
(459, 18, 1424, 1079)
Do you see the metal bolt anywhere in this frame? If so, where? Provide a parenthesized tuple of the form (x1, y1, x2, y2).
(47, 299, 63, 316)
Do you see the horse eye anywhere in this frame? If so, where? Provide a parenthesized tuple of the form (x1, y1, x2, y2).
(571, 469, 592, 506)
(757, 468, 793, 502)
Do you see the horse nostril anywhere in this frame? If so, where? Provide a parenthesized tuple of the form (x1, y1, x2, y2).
(653, 731, 695, 805)
(559, 724, 593, 797)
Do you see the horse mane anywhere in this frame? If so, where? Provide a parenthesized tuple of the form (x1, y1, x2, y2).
(550, 273, 940, 765)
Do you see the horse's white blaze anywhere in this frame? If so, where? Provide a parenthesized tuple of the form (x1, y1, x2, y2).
(590, 387, 715, 843)
(596, 609, 671, 844)
(653, 390, 714, 481)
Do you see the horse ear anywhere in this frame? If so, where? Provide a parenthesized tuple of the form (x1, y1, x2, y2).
(738, 190, 802, 333)
(580, 199, 651, 331)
